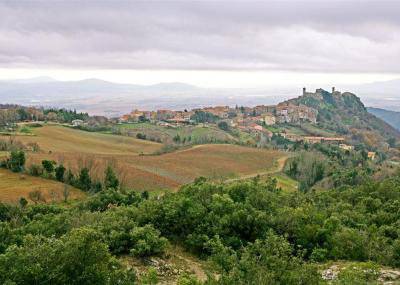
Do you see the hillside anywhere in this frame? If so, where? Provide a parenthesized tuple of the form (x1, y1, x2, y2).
(286, 88, 400, 148)
(0, 168, 85, 203)
(367, 107, 400, 131)
(11, 125, 286, 191)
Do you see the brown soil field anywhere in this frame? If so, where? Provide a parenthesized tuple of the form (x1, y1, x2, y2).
(128, 145, 285, 184)
(0, 168, 85, 204)
(9, 125, 287, 191)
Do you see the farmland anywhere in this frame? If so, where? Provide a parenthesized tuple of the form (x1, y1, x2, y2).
(10, 124, 287, 191)
(114, 122, 252, 145)
(0, 168, 85, 204)
(17, 124, 162, 155)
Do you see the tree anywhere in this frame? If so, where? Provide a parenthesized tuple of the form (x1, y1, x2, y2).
(55, 164, 66, 182)
(45, 111, 58, 122)
(19, 197, 28, 208)
(141, 191, 149, 200)
(104, 166, 119, 190)
(173, 134, 181, 143)
(78, 168, 92, 191)
(42, 160, 56, 174)
(29, 164, 43, 176)
(92, 181, 103, 193)
(8, 150, 25, 172)
(287, 160, 298, 177)
(217, 121, 229, 131)
(190, 110, 218, 123)
(387, 137, 396, 148)
(65, 169, 75, 185)
(28, 190, 45, 204)
(62, 185, 70, 203)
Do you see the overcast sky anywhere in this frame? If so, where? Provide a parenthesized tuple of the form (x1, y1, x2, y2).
(0, 0, 399, 87)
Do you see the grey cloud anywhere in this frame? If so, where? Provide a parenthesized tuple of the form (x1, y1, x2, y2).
(0, 1, 399, 72)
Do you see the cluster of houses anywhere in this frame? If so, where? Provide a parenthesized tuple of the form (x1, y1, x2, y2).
(119, 100, 318, 131)
(118, 105, 313, 139)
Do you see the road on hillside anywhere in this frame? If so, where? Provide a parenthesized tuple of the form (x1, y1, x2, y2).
(224, 155, 290, 183)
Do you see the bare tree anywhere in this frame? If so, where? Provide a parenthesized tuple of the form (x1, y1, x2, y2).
(50, 189, 60, 203)
(28, 189, 46, 204)
(63, 185, 70, 203)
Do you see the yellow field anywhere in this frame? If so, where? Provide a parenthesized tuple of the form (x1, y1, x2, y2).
(0, 168, 85, 204)
(8, 125, 287, 191)
(17, 125, 162, 155)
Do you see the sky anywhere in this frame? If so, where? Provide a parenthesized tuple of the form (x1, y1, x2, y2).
(0, 0, 399, 88)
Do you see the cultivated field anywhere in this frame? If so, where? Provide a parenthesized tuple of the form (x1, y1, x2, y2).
(114, 122, 253, 145)
(9, 125, 287, 191)
(18, 125, 162, 155)
(0, 168, 85, 204)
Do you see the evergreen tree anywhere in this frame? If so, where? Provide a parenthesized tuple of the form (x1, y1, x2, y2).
(55, 164, 66, 182)
(78, 168, 92, 191)
(8, 150, 25, 172)
(104, 166, 119, 190)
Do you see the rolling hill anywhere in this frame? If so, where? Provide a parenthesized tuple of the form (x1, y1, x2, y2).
(367, 107, 400, 131)
(286, 88, 400, 148)
(11, 125, 287, 191)
(0, 168, 84, 204)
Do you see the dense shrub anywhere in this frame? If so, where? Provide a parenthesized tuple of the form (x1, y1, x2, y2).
(0, 228, 135, 284)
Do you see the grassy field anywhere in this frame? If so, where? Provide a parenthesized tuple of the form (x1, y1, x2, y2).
(130, 145, 284, 184)
(115, 122, 240, 144)
(16, 125, 162, 155)
(273, 173, 298, 192)
(6, 124, 287, 192)
(0, 168, 85, 204)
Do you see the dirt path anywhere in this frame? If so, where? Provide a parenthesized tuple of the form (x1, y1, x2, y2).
(174, 253, 208, 282)
(224, 155, 290, 183)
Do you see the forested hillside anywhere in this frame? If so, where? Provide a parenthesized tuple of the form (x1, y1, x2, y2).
(288, 89, 400, 148)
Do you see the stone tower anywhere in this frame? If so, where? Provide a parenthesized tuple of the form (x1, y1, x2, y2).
(303, 87, 306, 96)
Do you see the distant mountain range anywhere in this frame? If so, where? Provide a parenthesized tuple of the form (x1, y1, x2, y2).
(343, 78, 400, 112)
(367, 107, 400, 131)
(0, 76, 400, 116)
(0, 77, 290, 116)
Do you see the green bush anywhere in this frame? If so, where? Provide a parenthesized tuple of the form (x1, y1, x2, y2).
(8, 150, 25, 172)
(0, 228, 135, 284)
(129, 225, 168, 257)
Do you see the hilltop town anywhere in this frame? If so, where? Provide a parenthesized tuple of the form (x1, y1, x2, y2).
(119, 87, 321, 127)
(114, 87, 375, 152)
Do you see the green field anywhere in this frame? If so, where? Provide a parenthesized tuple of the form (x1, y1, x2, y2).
(273, 173, 298, 192)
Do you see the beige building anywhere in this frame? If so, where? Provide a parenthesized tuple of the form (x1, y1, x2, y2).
(264, 113, 276, 125)
(339, 144, 354, 151)
(368, 152, 376, 160)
